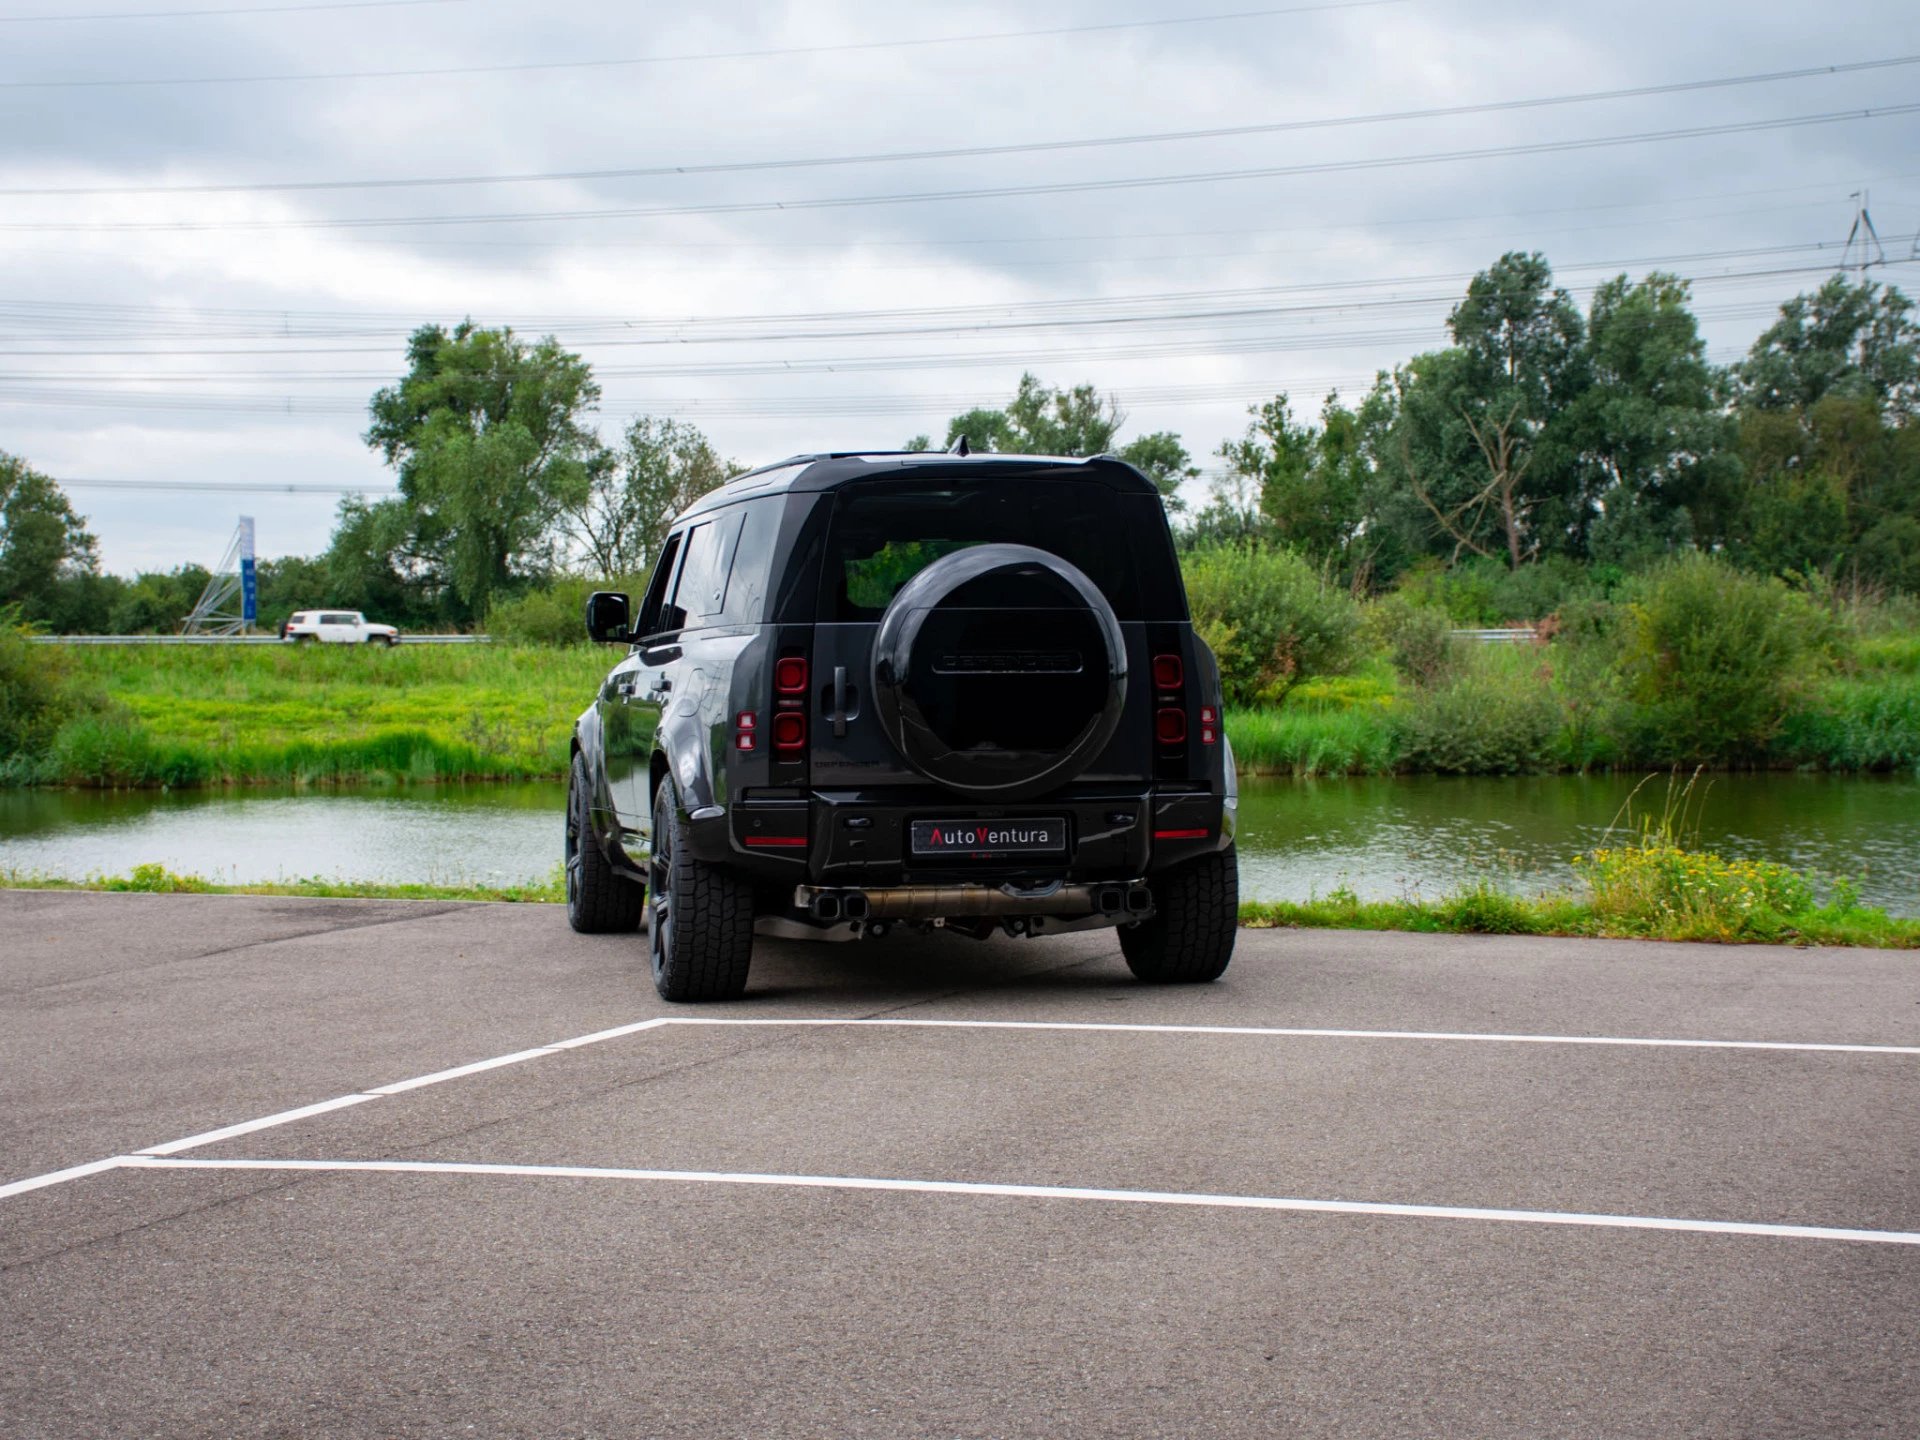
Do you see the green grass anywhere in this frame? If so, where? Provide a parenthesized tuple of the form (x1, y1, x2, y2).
(9, 842, 1916, 947)
(14, 631, 1920, 788)
(21, 643, 615, 788)
(1, 861, 565, 904)
(1238, 889, 1920, 948)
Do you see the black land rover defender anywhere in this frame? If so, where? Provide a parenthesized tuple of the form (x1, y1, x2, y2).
(566, 449, 1239, 1001)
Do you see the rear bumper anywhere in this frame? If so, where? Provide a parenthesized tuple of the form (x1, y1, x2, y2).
(693, 785, 1229, 884)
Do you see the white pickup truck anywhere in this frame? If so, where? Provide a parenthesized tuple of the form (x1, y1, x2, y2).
(280, 610, 401, 646)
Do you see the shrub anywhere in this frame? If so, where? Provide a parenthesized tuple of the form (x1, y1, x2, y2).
(487, 573, 652, 647)
(1613, 554, 1846, 765)
(1181, 544, 1362, 706)
(0, 613, 87, 763)
(1363, 594, 1462, 686)
(1394, 653, 1561, 774)
(1393, 555, 1602, 626)
(1776, 675, 1920, 772)
(1575, 841, 1815, 942)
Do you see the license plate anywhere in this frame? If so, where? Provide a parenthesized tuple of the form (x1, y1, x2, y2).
(910, 818, 1068, 858)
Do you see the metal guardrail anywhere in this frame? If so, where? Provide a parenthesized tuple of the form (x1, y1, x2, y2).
(30, 634, 492, 645)
(1452, 628, 1542, 644)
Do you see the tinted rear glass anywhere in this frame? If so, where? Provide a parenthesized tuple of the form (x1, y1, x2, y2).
(821, 481, 1183, 622)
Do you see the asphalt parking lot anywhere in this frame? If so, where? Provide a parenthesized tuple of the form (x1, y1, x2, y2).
(3, 889, 1918, 1438)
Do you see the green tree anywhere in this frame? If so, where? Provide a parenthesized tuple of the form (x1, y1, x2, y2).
(0, 452, 99, 622)
(1217, 391, 1371, 572)
(364, 321, 601, 618)
(1116, 431, 1199, 513)
(562, 416, 733, 578)
(1362, 254, 1590, 572)
(934, 372, 1193, 509)
(1735, 276, 1919, 421)
(321, 495, 436, 627)
(1568, 273, 1731, 565)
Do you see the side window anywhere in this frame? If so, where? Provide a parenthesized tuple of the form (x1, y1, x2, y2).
(675, 522, 715, 621)
(635, 531, 685, 638)
(688, 511, 744, 622)
(720, 497, 781, 624)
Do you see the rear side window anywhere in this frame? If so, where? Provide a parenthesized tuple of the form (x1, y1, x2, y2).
(674, 510, 745, 624)
(820, 481, 1185, 622)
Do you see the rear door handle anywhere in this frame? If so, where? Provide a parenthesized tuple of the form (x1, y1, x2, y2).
(829, 664, 853, 737)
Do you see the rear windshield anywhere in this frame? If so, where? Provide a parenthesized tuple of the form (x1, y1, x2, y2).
(820, 480, 1184, 622)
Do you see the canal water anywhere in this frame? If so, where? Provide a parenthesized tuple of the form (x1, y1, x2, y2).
(2, 774, 1917, 915)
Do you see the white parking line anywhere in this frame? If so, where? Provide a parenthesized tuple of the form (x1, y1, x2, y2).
(659, 1017, 1920, 1056)
(4, 1013, 1915, 1204)
(120, 1155, 1920, 1248)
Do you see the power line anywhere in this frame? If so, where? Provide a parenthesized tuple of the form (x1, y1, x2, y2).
(0, 241, 1881, 356)
(13, 106, 1917, 234)
(0, 0, 1406, 87)
(0, 0, 458, 19)
(56, 477, 396, 492)
(8, 55, 1915, 197)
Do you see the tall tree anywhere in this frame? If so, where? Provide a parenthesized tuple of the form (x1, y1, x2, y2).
(1568, 273, 1732, 564)
(0, 452, 99, 621)
(1365, 253, 1591, 570)
(1735, 276, 1919, 421)
(934, 372, 1194, 509)
(364, 321, 601, 617)
(1217, 392, 1372, 571)
(562, 417, 733, 578)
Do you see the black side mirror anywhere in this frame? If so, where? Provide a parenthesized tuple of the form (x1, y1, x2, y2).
(585, 591, 631, 645)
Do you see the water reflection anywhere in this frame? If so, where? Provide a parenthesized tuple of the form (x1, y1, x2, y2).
(0, 783, 568, 891)
(2, 773, 1916, 915)
(1235, 773, 1920, 915)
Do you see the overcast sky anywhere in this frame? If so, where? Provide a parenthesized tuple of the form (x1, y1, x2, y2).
(3, 0, 1917, 575)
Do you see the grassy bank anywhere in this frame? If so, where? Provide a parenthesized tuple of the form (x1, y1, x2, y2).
(7, 620, 1920, 789)
(8, 643, 611, 788)
(7, 836, 1916, 947)
(1226, 650, 1920, 778)
(1, 861, 567, 904)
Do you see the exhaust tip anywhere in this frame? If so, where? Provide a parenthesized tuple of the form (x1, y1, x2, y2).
(811, 893, 843, 922)
(842, 892, 871, 921)
(1097, 885, 1125, 915)
(1126, 886, 1153, 914)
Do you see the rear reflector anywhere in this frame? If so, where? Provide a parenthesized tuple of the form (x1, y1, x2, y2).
(774, 656, 808, 694)
(1155, 706, 1187, 745)
(743, 835, 808, 848)
(735, 711, 757, 750)
(1152, 653, 1184, 690)
(1199, 705, 1218, 745)
(1154, 828, 1209, 840)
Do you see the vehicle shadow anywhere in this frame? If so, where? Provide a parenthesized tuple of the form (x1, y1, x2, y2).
(738, 929, 1136, 1004)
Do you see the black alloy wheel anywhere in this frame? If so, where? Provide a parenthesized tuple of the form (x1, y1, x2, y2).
(564, 752, 642, 933)
(648, 778, 754, 1002)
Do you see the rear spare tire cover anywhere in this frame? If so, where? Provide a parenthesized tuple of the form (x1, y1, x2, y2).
(870, 543, 1127, 800)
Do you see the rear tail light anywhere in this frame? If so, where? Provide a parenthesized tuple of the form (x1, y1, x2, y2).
(1155, 707, 1187, 745)
(772, 711, 806, 755)
(1152, 653, 1184, 691)
(772, 652, 809, 761)
(1199, 705, 1218, 746)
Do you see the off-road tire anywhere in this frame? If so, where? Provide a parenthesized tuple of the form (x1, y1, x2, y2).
(1119, 847, 1238, 983)
(649, 778, 754, 1002)
(565, 753, 644, 934)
